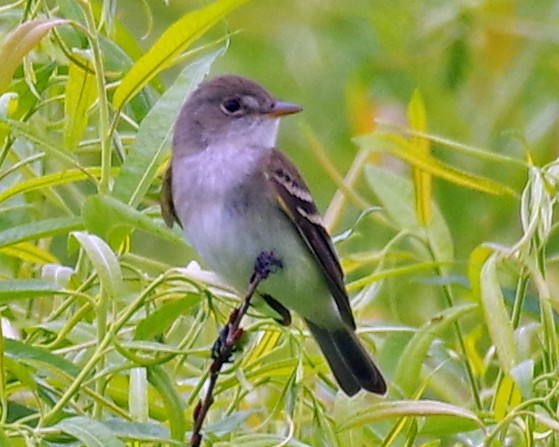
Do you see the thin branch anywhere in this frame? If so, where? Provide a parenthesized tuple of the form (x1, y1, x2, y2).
(190, 251, 282, 447)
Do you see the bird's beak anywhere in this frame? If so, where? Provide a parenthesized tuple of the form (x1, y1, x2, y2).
(267, 100, 302, 117)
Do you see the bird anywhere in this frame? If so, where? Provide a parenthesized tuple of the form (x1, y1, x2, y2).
(160, 74, 386, 396)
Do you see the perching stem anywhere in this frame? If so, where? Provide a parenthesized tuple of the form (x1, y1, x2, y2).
(190, 251, 282, 447)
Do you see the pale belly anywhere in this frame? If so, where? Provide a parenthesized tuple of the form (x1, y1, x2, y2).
(183, 199, 342, 328)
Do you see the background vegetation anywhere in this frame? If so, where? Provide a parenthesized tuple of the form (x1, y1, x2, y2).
(1, 0, 559, 445)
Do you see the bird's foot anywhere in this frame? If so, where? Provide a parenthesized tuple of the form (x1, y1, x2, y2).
(251, 251, 283, 282)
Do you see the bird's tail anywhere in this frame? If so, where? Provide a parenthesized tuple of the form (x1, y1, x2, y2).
(305, 319, 386, 396)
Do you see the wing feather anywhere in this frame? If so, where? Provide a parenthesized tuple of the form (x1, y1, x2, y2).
(263, 150, 356, 330)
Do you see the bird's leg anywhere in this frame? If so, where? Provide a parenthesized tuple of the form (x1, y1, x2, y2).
(261, 294, 292, 326)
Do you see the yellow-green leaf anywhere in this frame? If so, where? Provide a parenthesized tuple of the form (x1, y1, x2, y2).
(64, 51, 97, 150)
(469, 246, 518, 374)
(359, 133, 515, 196)
(112, 0, 250, 109)
(0, 167, 107, 205)
(494, 373, 522, 421)
(0, 19, 68, 94)
(0, 242, 59, 264)
(408, 90, 432, 225)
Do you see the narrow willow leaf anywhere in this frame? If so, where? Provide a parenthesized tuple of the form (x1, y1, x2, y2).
(510, 359, 534, 399)
(469, 246, 517, 373)
(339, 400, 482, 431)
(494, 373, 522, 421)
(365, 165, 454, 268)
(243, 330, 282, 366)
(359, 133, 515, 196)
(408, 90, 432, 225)
(134, 293, 200, 340)
(0, 217, 82, 249)
(101, 419, 170, 443)
(64, 51, 97, 150)
(82, 195, 185, 250)
(4, 356, 38, 392)
(0, 19, 68, 94)
(56, 417, 125, 447)
(0, 280, 63, 302)
(69, 231, 123, 298)
(0, 167, 104, 205)
(147, 365, 187, 441)
(2, 118, 80, 168)
(394, 304, 477, 395)
(4, 338, 80, 376)
(113, 49, 223, 206)
(129, 368, 148, 422)
(0, 241, 59, 264)
(112, 0, 249, 109)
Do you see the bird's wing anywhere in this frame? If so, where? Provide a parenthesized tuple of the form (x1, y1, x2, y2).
(160, 163, 181, 228)
(263, 149, 356, 330)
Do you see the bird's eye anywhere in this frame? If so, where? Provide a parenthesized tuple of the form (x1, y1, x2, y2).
(221, 98, 242, 115)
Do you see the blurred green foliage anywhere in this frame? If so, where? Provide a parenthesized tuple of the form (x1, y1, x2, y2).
(1, 0, 559, 445)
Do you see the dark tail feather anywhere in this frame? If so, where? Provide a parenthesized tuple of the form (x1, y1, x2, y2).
(306, 320, 387, 396)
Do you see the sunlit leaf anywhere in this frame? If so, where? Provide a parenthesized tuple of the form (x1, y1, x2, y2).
(408, 90, 432, 226)
(0, 241, 59, 264)
(64, 51, 97, 150)
(494, 373, 522, 421)
(359, 133, 515, 196)
(0, 167, 105, 205)
(112, 0, 249, 109)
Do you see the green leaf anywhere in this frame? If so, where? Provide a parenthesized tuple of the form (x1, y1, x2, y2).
(101, 419, 171, 443)
(0, 279, 62, 302)
(147, 365, 187, 441)
(69, 231, 123, 298)
(365, 165, 454, 267)
(469, 246, 518, 374)
(0, 217, 83, 249)
(4, 356, 39, 392)
(64, 51, 97, 150)
(2, 118, 80, 168)
(394, 304, 477, 395)
(358, 133, 515, 197)
(112, 0, 249, 109)
(0, 168, 104, 205)
(56, 417, 125, 447)
(339, 400, 482, 431)
(82, 194, 185, 250)
(135, 293, 200, 340)
(4, 338, 80, 377)
(0, 241, 59, 264)
(0, 19, 68, 94)
(407, 89, 432, 225)
(112, 49, 224, 206)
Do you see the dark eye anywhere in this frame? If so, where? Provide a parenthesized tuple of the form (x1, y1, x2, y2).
(221, 98, 242, 115)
